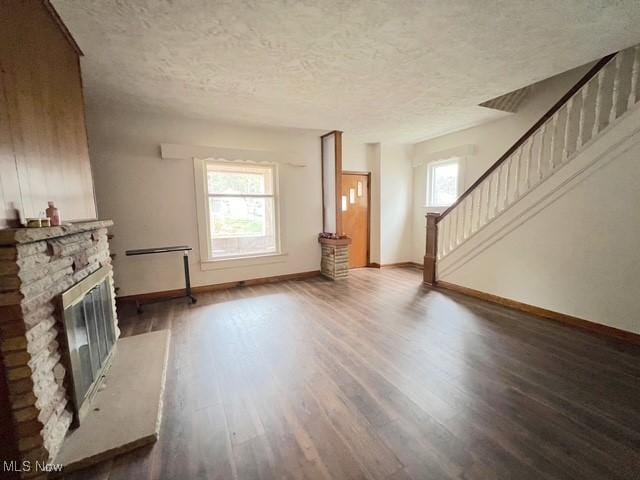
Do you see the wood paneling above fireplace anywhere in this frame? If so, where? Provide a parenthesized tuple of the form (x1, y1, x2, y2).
(0, 0, 97, 228)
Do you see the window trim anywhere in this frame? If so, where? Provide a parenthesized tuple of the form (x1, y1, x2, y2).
(194, 158, 282, 267)
(425, 157, 464, 208)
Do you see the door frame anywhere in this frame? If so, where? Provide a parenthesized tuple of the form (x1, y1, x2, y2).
(341, 171, 371, 267)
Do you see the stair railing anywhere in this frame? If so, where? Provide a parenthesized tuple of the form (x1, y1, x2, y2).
(424, 44, 640, 285)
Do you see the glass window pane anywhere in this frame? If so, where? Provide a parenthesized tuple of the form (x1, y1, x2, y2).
(65, 302, 93, 407)
(210, 196, 267, 238)
(207, 163, 273, 195)
(100, 281, 116, 350)
(92, 288, 109, 365)
(431, 162, 459, 206)
(209, 196, 276, 258)
(82, 294, 101, 377)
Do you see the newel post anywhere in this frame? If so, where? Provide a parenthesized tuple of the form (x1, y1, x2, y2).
(423, 213, 439, 286)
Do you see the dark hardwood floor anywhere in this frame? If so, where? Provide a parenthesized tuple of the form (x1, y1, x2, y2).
(64, 267, 640, 480)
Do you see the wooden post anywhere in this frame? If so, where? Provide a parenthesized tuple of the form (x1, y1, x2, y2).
(423, 213, 439, 285)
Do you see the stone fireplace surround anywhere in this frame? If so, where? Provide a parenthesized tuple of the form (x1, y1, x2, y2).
(0, 220, 116, 477)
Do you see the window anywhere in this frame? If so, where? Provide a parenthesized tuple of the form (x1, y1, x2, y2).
(426, 158, 461, 207)
(197, 161, 279, 261)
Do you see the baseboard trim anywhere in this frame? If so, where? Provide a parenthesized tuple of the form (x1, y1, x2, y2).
(117, 270, 322, 303)
(370, 262, 423, 269)
(435, 280, 640, 345)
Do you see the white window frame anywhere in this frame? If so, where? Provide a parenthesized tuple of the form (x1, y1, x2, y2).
(425, 157, 464, 209)
(194, 158, 285, 269)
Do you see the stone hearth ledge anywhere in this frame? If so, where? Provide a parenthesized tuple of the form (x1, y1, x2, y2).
(0, 220, 114, 246)
(55, 330, 170, 474)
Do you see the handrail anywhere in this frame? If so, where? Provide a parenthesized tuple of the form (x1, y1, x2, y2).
(436, 52, 617, 223)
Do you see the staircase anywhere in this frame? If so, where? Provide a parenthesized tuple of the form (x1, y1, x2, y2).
(424, 44, 640, 286)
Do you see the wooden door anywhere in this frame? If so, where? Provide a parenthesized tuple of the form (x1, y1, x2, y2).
(341, 172, 370, 268)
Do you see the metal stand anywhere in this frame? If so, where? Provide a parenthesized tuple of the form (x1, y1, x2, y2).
(125, 245, 198, 314)
(182, 250, 197, 306)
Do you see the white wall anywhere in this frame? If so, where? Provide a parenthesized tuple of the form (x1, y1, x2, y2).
(342, 139, 369, 172)
(438, 106, 640, 334)
(87, 106, 366, 296)
(379, 144, 413, 264)
(410, 63, 593, 263)
(346, 138, 410, 266)
(339, 139, 414, 266)
(342, 138, 383, 265)
(366, 143, 382, 264)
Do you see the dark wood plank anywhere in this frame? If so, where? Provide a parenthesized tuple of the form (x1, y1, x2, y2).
(63, 268, 640, 480)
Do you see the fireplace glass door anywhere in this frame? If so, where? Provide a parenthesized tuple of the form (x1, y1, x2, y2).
(62, 268, 116, 418)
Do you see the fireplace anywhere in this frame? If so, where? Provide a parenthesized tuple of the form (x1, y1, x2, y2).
(60, 266, 117, 423)
(0, 220, 116, 469)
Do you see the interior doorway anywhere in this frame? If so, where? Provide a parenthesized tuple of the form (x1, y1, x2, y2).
(341, 172, 370, 268)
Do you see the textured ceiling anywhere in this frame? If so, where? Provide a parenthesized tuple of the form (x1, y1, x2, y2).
(53, 0, 640, 143)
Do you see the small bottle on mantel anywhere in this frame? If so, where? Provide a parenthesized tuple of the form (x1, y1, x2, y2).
(46, 201, 61, 226)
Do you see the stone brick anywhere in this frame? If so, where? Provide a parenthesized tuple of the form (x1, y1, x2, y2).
(37, 386, 65, 425)
(50, 238, 93, 258)
(50, 231, 91, 246)
(320, 244, 350, 280)
(53, 363, 65, 383)
(16, 253, 52, 271)
(44, 408, 72, 462)
(29, 349, 60, 380)
(23, 308, 54, 331)
(72, 262, 100, 283)
(21, 266, 73, 299)
(21, 293, 51, 316)
(16, 241, 47, 258)
(28, 338, 57, 370)
(17, 256, 73, 284)
(25, 315, 55, 342)
(91, 228, 108, 240)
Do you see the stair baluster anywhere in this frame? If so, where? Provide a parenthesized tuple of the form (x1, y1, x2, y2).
(426, 48, 640, 268)
(609, 54, 622, 123)
(628, 46, 639, 108)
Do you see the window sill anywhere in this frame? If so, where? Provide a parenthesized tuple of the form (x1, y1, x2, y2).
(200, 252, 288, 271)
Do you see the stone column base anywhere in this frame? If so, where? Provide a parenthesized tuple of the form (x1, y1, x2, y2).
(318, 237, 351, 280)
